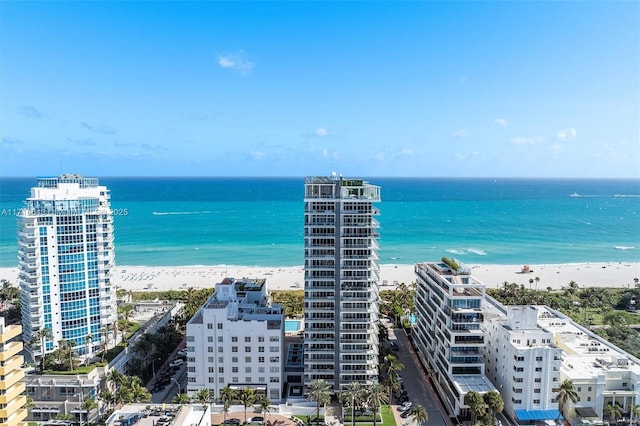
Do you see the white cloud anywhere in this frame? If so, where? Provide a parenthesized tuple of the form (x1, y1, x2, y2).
(453, 130, 469, 137)
(249, 150, 266, 160)
(494, 118, 509, 127)
(555, 128, 577, 141)
(314, 127, 329, 137)
(510, 136, 544, 145)
(217, 51, 254, 75)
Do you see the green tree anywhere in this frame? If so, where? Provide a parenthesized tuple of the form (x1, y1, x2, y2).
(237, 388, 257, 424)
(483, 391, 504, 424)
(32, 327, 53, 372)
(341, 382, 365, 426)
(194, 388, 213, 408)
(605, 404, 623, 424)
(307, 380, 331, 426)
(219, 385, 235, 423)
(257, 396, 274, 423)
(631, 404, 640, 425)
(556, 380, 578, 420)
(410, 404, 429, 426)
(173, 393, 191, 405)
(365, 383, 389, 426)
(464, 391, 485, 425)
(81, 398, 97, 425)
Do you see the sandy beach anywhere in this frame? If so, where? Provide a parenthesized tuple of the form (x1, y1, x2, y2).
(1, 262, 638, 292)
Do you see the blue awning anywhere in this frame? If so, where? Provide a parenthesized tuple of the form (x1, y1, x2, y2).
(515, 409, 562, 421)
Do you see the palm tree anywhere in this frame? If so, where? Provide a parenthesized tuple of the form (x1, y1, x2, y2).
(365, 383, 389, 426)
(483, 391, 504, 425)
(33, 327, 53, 372)
(173, 393, 191, 405)
(556, 379, 578, 420)
(410, 404, 429, 426)
(81, 398, 97, 426)
(219, 385, 235, 423)
(605, 404, 623, 424)
(107, 369, 125, 394)
(465, 391, 485, 425)
(341, 382, 365, 426)
(194, 388, 212, 408)
(534, 276, 540, 290)
(257, 396, 274, 423)
(307, 380, 331, 426)
(631, 404, 640, 425)
(237, 388, 257, 424)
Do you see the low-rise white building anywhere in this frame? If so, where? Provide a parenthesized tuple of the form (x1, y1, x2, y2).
(538, 306, 640, 425)
(483, 304, 563, 424)
(186, 278, 284, 402)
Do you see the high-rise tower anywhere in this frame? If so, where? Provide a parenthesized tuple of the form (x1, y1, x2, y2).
(17, 174, 116, 361)
(303, 175, 381, 392)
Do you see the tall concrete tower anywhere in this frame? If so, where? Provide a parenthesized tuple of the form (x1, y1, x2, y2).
(17, 174, 116, 361)
(303, 174, 381, 392)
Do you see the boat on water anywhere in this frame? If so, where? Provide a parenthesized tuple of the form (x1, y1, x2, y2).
(570, 192, 580, 197)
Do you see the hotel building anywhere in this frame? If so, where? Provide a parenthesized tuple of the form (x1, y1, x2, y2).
(303, 175, 381, 392)
(17, 174, 117, 360)
(483, 304, 563, 424)
(413, 259, 496, 417)
(0, 318, 27, 426)
(186, 278, 285, 402)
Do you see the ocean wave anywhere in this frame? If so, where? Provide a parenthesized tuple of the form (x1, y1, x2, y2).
(615, 246, 635, 250)
(467, 248, 488, 256)
(446, 249, 467, 255)
(152, 211, 216, 215)
(614, 194, 640, 198)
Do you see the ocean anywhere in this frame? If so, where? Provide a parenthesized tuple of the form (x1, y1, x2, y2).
(0, 177, 639, 268)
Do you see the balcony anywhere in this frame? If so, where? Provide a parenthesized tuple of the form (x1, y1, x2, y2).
(0, 325, 22, 343)
(0, 369, 24, 389)
(0, 354, 24, 375)
(0, 342, 22, 361)
(0, 382, 25, 404)
(0, 395, 27, 419)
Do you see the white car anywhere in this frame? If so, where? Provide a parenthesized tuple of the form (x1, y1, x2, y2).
(169, 359, 184, 368)
(397, 402, 412, 413)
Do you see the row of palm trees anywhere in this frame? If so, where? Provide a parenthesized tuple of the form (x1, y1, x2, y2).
(306, 379, 428, 426)
(464, 390, 504, 425)
(178, 386, 273, 424)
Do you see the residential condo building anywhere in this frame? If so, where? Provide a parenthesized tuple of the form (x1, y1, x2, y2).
(413, 259, 497, 418)
(303, 175, 381, 392)
(0, 318, 27, 426)
(186, 278, 285, 402)
(18, 174, 117, 361)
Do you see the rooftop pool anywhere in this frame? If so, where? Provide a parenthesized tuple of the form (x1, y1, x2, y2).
(285, 319, 303, 332)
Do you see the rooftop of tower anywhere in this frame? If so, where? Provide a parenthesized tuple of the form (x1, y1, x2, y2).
(37, 174, 100, 188)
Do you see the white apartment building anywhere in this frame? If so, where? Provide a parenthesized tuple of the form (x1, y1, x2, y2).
(538, 306, 640, 425)
(186, 278, 284, 402)
(303, 175, 381, 392)
(483, 304, 563, 424)
(17, 174, 116, 361)
(413, 259, 497, 418)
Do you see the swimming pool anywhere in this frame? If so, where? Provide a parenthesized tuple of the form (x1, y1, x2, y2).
(285, 319, 302, 332)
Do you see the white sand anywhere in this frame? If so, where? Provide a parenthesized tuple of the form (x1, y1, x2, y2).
(1, 262, 638, 292)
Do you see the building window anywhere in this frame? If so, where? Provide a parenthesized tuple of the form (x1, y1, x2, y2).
(218, 357, 224, 363)
(533, 399, 540, 404)
(534, 378, 541, 383)
(218, 367, 224, 373)
(535, 367, 542, 372)
(232, 357, 238, 363)
(232, 346, 238, 352)
(245, 336, 251, 342)
(258, 336, 265, 342)
(208, 367, 215, 373)
(259, 347, 265, 353)
(245, 346, 252, 352)
(232, 367, 239, 373)
(208, 347, 214, 353)
(208, 336, 214, 342)
(245, 357, 252, 363)
(232, 337, 238, 342)
(217, 323, 223, 329)
(218, 336, 223, 342)
(536, 356, 543, 361)
(259, 357, 265, 363)
(210, 377, 216, 383)
(270, 346, 279, 352)
(207, 323, 213, 329)
(270, 336, 279, 342)
(245, 367, 252, 373)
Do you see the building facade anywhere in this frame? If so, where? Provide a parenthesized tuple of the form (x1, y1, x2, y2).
(303, 175, 381, 392)
(483, 305, 563, 424)
(413, 259, 496, 417)
(18, 174, 117, 361)
(0, 318, 27, 426)
(186, 278, 284, 402)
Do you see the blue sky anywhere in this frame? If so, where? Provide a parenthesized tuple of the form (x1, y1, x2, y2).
(1, 1, 638, 178)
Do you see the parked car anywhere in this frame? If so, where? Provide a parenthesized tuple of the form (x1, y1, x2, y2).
(249, 417, 265, 424)
(169, 359, 184, 368)
(397, 402, 412, 413)
(223, 419, 241, 425)
(400, 409, 412, 418)
(390, 342, 399, 351)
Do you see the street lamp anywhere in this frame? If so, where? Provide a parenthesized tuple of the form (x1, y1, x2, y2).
(171, 378, 181, 394)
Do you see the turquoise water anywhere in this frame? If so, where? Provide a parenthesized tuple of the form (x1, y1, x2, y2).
(1, 177, 639, 267)
(285, 320, 302, 332)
